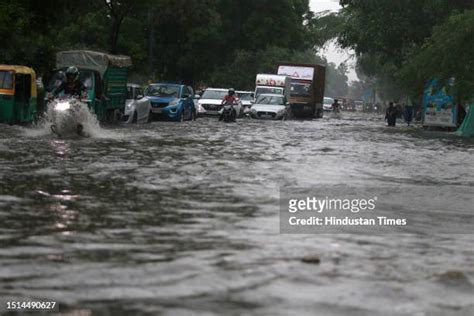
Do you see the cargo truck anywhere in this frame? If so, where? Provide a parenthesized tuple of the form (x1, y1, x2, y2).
(277, 63, 326, 118)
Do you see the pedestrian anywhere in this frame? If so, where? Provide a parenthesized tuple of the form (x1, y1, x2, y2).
(385, 102, 397, 127)
(404, 104, 414, 126)
(395, 103, 403, 119)
(332, 99, 340, 113)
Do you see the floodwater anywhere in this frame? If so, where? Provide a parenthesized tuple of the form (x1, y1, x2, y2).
(0, 113, 473, 315)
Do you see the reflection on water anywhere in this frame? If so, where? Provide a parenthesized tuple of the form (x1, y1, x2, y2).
(0, 114, 473, 315)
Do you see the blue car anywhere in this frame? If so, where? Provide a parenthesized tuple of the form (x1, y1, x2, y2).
(145, 83, 197, 121)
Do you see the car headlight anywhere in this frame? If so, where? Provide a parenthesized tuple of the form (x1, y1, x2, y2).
(277, 109, 285, 115)
(251, 108, 257, 112)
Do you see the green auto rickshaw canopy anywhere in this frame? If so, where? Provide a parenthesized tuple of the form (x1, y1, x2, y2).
(56, 50, 132, 77)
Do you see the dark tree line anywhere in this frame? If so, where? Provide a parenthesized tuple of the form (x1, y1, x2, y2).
(1, 0, 351, 94)
(336, 0, 474, 102)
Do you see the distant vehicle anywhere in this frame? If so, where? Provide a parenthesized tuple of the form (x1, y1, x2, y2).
(194, 101, 207, 116)
(354, 100, 364, 112)
(123, 84, 152, 124)
(250, 93, 288, 120)
(237, 90, 254, 107)
(198, 88, 242, 117)
(193, 93, 206, 116)
(277, 63, 326, 118)
(237, 90, 254, 116)
(145, 83, 196, 122)
(323, 97, 334, 111)
(254, 74, 291, 100)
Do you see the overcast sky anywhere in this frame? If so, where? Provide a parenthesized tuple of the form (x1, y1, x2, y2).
(309, 0, 359, 82)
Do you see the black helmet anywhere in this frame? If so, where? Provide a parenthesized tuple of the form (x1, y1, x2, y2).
(228, 88, 235, 95)
(66, 66, 79, 82)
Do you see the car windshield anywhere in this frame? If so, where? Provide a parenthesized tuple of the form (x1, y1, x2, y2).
(324, 98, 334, 105)
(290, 82, 312, 97)
(255, 87, 283, 96)
(0, 70, 14, 89)
(46, 69, 94, 91)
(202, 90, 227, 99)
(256, 95, 285, 105)
(146, 85, 180, 98)
(238, 92, 253, 100)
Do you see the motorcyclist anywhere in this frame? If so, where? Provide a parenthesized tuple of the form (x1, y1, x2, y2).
(50, 66, 87, 136)
(220, 88, 238, 121)
(52, 66, 87, 99)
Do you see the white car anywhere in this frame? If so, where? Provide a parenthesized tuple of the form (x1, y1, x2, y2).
(237, 90, 254, 107)
(250, 94, 288, 120)
(198, 88, 242, 117)
(323, 97, 334, 111)
(123, 84, 152, 123)
(194, 97, 207, 116)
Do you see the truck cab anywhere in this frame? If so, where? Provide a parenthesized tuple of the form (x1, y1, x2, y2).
(277, 63, 326, 118)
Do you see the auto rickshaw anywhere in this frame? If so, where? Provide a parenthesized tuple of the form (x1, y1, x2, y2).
(0, 65, 37, 124)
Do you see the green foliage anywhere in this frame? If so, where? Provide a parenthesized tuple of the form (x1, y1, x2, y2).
(338, 0, 474, 100)
(0, 0, 349, 93)
(400, 9, 474, 101)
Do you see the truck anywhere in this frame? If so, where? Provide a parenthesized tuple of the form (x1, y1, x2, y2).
(255, 74, 291, 100)
(47, 50, 132, 122)
(277, 63, 326, 118)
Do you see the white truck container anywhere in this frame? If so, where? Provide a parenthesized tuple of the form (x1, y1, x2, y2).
(255, 74, 291, 101)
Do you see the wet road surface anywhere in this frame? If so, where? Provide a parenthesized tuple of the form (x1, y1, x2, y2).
(0, 113, 473, 315)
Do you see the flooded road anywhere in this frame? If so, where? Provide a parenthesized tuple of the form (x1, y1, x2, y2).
(0, 113, 473, 315)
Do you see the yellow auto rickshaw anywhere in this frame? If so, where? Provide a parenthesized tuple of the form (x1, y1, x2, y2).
(0, 65, 37, 124)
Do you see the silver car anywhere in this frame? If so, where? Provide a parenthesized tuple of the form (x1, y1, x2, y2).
(250, 94, 288, 120)
(323, 97, 334, 112)
(123, 84, 152, 123)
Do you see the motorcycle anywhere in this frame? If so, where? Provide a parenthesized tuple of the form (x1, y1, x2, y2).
(48, 95, 90, 137)
(219, 103, 236, 122)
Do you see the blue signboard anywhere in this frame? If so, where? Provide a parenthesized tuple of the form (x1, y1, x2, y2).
(422, 79, 457, 127)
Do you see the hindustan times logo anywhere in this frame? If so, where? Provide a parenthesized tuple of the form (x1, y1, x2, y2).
(288, 196, 378, 214)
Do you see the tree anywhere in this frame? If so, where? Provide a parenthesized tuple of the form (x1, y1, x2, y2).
(337, 0, 474, 98)
(400, 9, 474, 102)
(103, 0, 135, 54)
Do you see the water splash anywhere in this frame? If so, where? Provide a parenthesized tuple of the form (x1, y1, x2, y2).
(25, 99, 112, 139)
